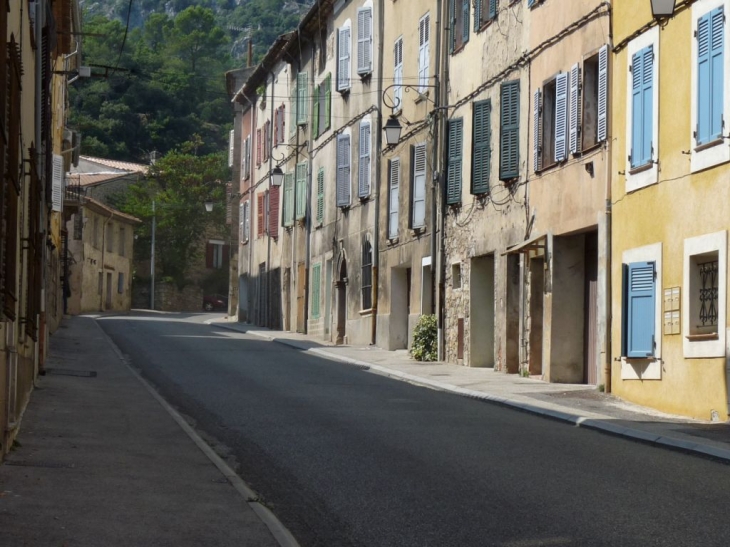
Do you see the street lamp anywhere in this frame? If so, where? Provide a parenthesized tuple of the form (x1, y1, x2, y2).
(271, 165, 284, 187)
(384, 116, 403, 147)
(204, 200, 214, 212)
(651, 0, 676, 19)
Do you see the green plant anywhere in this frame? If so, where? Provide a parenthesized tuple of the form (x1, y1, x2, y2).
(597, 384, 605, 393)
(411, 314, 437, 362)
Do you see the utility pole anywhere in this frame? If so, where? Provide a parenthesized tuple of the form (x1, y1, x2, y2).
(151, 200, 156, 310)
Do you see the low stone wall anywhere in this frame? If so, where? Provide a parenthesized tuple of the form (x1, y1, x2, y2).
(132, 282, 205, 312)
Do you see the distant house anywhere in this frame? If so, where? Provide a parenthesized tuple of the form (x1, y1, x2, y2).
(67, 155, 149, 206)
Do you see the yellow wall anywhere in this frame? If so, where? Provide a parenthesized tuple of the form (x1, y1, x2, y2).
(611, 1, 730, 420)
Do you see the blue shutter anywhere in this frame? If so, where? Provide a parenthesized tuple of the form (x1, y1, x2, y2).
(489, 0, 498, 20)
(474, 0, 482, 32)
(626, 261, 656, 358)
(697, 8, 724, 145)
(528, 0, 536, 7)
(462, 0, 470, 45)
(710, 8, 724, 141)
(631, 46, 653, 168)
(472, 100, 491, 194)
(447, 118, 463, 204)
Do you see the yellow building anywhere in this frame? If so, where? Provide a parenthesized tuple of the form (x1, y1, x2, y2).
(611, 0, 730, 420)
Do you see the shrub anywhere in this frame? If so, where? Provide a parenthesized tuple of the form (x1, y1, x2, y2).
(411, 314, 437, 362)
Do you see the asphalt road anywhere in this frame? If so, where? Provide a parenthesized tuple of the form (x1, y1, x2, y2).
(98, 312, 730, 547)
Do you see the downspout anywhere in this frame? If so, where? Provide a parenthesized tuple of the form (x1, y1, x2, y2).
(437, 0, 450, 361)
(604, 14, 614, 393)
(372, 0, 385, 345)
(300, 32, 314, 335)
(242, 93, 256, 323)
(430, 0, 443, 316)
(36, 0, 46, 368)
(267, 69, 275, 328)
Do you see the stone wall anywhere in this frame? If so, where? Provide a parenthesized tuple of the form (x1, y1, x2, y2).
(132, 282, 205, 313)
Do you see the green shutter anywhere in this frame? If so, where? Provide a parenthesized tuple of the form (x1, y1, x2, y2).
(313, 85, 320, 138)
(297, 72, 308, 126)
(296, 161, 307, 220)
(325, 73, 332, 130)
(283, 173, 295, 227)
(500, 80, 520, 180)
(316, 167, 325, 224)
(311, 263, 321, 319)
(472, 100, 491, 194)
(290, 87, 297, 136)
(446, 118, 463, 204)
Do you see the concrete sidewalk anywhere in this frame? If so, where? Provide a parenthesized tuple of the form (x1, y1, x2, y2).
(0, 317, 285, 547)
(208, 318, 730, 462)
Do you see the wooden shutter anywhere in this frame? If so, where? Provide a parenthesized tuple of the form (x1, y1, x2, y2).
(533, 88, 542, 172)
(625, 261, 656, 358)
(256, 128, 262, 166)
(316, 168, 325, 224)
(475, 0, 482, 31)
(296, 161, 307, 220)
(313, 84, 320, 137)
(257, 194, 265, 237)
(472, 100, 491, 195)
(394, 38, 404, 107)
(357, 7, 373, 75)
(697, 9, 723, 145)
(569, 62, 581, 155)
(412, 145, 427, 227)
(268, 185, 280, 237)
(358, 121, 371, 198)
(311, 263, 321, 319)
(446, 119, 463, 205)
(500, 81, 520, 180)
(388, 158, 400, 239)
(338, 26, 351, 91)
(325, 73, 332, 129)
(554, 72, 568, 162)
(52, 154, 64, 211)
(297, 72, 308, 126)
(336, 134, 351, 206)
(597, 44, 609, 142)
(489, 0, 498, 20)
(462, 0, 470, 46)
(283, 173, 295, 227)
(419, 14, 430, 92)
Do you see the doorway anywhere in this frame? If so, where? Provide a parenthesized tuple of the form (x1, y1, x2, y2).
(528, 257, 544, 376)
(470, 255, 495, 367)
(389, 267, 409, 350)
(583, 232, 599, 384)
(336, 257, 347, 345)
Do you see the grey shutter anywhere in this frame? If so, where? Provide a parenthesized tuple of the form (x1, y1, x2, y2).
(228, 129, 234, 167)
(358, 121, 371, 197)
(475, 0, 482, 32)
(449, 0, 456, 53)
(297, 72, 308, 125)
(472, 100, 491, 194)
(555, 72, 568, 162)
(419, 14, 430, 92)
(338, 27, 351, 91)
(239, 203, 244, 241)
(597, 44, 609, 142)
(394, 38, 404, 107)
(284, 173, 295, 227)
(533, 88, 542, 172)
(446, 119, 463, 205)
(296, 162, 307, 220)
(357, 7, 373, 75)
(337, 134, 351, 206)
(52, 154, 63, 212)
(388, 158, 400, 239)
(316, 168, 325, 224)
(412, 144, 427, 227)
(569, 63, 581, 155)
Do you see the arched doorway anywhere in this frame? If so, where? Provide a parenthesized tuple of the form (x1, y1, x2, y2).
(335, 255, 348, 345)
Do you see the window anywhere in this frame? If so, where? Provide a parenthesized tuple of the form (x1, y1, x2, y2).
(316, 168, 325, 224)
(312, 263, 322, 319)
(268, 186, 280, 238)
(500, 80, 520, 180)
(357, 7, 373, 76)
(622, 261, 657, 358)
(118, 272, 125, 294)
(418, 14, 430, 92)
(242, 201, 250, 242)
(577, 46, 609, 153)
(452, 263, 462, 289)
(239, 203, 245, 242)
(361, 238, 373, 310)
(358, 120, 371, 198)
(283, 172, 295, 227)
(313, 74, 332, 138)
(446, 118, 463, 205)
(242, 136, 251, 180)
(297, 73, 308, 126)
(263, 120, 271, 161)
(450, 0, 470, 53)
(274, 104, 285, 145)
(475, 0, 498, 31)
(296, 161, 307, 220)
(336, 133, 351, 207)
(228, 129, 235, 167)
(207, 242, 225, 269)
(337, 25, 351, 92)
(412, 144, 427, 228)
(388, 158, 400, 239)
(257, 193, 265, 237)
(534, 73, 568, 172)
(119, 227, 125, 257)
(106, 223, 114, 253)
(630, 45, 655, 169)
(472, 100, 491, 194)
(394, 37, 404, 109)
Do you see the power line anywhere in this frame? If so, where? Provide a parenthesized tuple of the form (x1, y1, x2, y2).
(111, 0, 135, 76)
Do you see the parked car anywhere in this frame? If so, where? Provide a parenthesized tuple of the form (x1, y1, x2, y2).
(203, 293, 228, 312)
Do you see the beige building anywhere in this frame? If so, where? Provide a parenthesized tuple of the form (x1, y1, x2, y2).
(65, 198, 140, 314)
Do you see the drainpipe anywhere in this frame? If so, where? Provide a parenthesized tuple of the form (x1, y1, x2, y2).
(35, 0, 46, 367)
(242, 93, 257, 323)
(604, 20, 614, 393)
(300, 32, 314, 335)
(100, 210, 114, 312)
(430, 0, 443, 317)
(437, 0, 450, 361)
(267, 70, 276, 328)
(371, 0, 385, 345)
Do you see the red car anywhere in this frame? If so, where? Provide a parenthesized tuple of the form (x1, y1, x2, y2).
(203, 293, 228, 312)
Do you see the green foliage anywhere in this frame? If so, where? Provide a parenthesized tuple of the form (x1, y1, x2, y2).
(411, 315, 438, 362)
(112, 150, 229, 287)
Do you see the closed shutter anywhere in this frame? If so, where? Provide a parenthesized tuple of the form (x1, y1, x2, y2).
(528, 0, 536, 7)
(412, 144, 427, 227)
(554, 72, 568, 162)
(296, 162, 307, 220)
(268, 185, 280, 237)
(290, 87, 297, 136)
(533, 88, 542, 172)
(228, 129, 235, 167)
(472, 100, 491, 194)
(338, 27, 351, 92)
(489, 0, 498, 19)
(316, 168, 325, 224)
(283, 173, 295, 227)
(297, 72, 308, 126)
(279, 105, 286, 144)
(500, 81, 520, 180)
(388, 158, 400, 239)
(697, 8, 724, 145)
(313, 84, 320, 138)
(449, 0, 456, 53)
(475, 0, 482, 31)
(419, 14, 430, 92)
(630, 46, 653, 168)
(244, 201, 250, 241)
(597, 44, 609, 142)
(462, 0, 470, 46)
(325, 73, 332, 130)
(358, 121, 371, 198)
(569, 63, 581, 155)
(624, 261, 656, 358)
(446, 118, 463, 205)
(52, 154, 64, 211)
(312, 263, 321, 319)
(257, 193, 265, 237)
(394, 38, 404, 108)
(357, 7, 373, 75)
(256, 128, 262, 166)
(239, 203, 245, 241)
(336, 134, 351, 206)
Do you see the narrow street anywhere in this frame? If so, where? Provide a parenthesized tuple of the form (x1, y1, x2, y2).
(98, 312, 730, 547)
